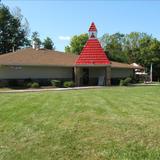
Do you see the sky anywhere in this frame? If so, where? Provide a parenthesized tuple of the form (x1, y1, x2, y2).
(2, 0, 160, 51)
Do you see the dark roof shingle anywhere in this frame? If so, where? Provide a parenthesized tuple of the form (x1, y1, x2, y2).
(0, 48, 77, 67)
(0, 48, 143, 69)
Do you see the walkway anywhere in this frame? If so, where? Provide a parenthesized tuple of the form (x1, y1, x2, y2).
(0, 86, 105, 94)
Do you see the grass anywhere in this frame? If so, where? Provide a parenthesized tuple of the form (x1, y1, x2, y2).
(0, 86, 160, 160)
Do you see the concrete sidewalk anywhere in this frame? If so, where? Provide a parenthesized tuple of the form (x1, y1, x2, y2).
(0, 86, 105, 94)
(131, 83, 160, 86)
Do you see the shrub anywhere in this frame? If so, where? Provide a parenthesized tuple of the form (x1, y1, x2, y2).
(120, 77, 132, 86)
(63, 81, 75, 88)
(31, 82, 40, 88)
(120, 79, 125, 86)
(51, 80, 61, 87)
(26, 82, 33, 88)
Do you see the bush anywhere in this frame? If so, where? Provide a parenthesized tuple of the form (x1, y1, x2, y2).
(26, 82, 33, 88)
(51, 80, 61, 87)
(63, 81, 75, 88)
(120, 77, 132, 86)
(31, 82, 40, 88)
(120, 80, 125, 86)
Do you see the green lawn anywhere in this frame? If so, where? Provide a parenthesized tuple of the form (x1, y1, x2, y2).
(0, 86, 160, 160)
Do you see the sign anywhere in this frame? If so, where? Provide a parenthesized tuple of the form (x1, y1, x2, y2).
(98, 76, 104, 86)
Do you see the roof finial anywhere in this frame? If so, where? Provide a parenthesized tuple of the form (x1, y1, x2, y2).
(88, 22, 97, 32)
(88, 22, 97, 39)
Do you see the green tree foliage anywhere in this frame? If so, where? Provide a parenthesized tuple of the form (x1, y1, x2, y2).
(31, 31, 41, 48)
(0, 4, 30, 54)
(64, 46, 71, 53)
(138, 37, 160, 79)
(65, 33, 88, 54)
(100, 32, 160, 80)
(43, 37, 55, 50)
(101, 33, 128, 63)
(65, 32, 160, 80)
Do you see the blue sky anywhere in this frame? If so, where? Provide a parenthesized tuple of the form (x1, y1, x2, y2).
(2, 0, 160, 51)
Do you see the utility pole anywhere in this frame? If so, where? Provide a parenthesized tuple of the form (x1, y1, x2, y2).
(150, 63, 152, 83)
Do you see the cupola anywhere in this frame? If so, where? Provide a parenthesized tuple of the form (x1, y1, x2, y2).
(88, 22, 97, 39)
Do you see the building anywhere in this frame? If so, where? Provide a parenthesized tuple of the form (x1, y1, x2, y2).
(0, 22, 142, 86)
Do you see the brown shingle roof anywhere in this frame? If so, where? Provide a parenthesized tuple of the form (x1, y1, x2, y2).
(0, 48, 143, 69)
(110, 61, 143, 69)
(0, 48, 77, 67)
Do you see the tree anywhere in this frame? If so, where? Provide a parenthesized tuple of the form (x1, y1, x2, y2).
(138, 37, 160, 80)
(65, 33, 88, 54)
(43, 37, 54, 50)
(0, 4, 30, 54)
(101, 33, 128, 63)
(101, 32, 160, 81)
(31, 31, 41, 48)
(64, 46, 70, 53)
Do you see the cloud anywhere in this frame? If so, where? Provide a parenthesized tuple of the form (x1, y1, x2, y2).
(58, 36, 71, 41)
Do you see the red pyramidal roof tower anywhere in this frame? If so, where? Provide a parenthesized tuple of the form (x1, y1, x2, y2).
(75, 22, 110, 65)
(88, 22, 97, 32)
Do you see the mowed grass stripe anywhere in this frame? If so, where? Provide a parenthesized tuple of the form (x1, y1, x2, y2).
(0, 86, 160, 160)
